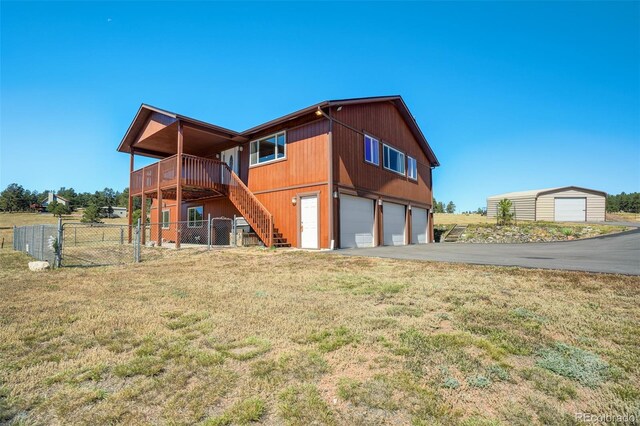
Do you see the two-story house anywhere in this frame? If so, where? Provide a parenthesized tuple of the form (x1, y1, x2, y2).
(117, 96, 439, 249)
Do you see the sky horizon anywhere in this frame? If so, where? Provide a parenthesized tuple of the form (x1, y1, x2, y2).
(1, 1, 638, 211)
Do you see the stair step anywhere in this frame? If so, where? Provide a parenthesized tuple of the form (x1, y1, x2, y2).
(274, 242, 291, 248)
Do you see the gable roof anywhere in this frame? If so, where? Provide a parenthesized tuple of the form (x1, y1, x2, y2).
(487, 186, 607, 200)
(118, 96, 439, 166)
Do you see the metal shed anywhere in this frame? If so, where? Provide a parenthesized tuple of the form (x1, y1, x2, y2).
(487, 186, 606, 222)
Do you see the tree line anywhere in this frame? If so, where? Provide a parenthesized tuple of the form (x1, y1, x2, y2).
(0, 183, 134, 221)
(606, 192, 639, 213)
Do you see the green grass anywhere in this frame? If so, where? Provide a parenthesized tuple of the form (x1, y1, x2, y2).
(298, 326, 358, 353)
(204, 397, 265, 425)
(278, 384, 335, 426)
(337, 375, 398, 410)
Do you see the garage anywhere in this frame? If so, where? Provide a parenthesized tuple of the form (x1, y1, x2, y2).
(554, 198, 586, 222)
(383, 202, 406, 246)
(486, 186, 606, 222)
(340, 194, 375, 248)
(411, 207, 428, 244)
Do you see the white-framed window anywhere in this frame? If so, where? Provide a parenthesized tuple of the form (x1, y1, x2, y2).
(364, 134, 379, 165)
(187, 206, 204, 228)
(250, 131, 286, 166)
(407, 156, 418, 180)
(383, 144, 405, 175)
(162, 210, 170, 229)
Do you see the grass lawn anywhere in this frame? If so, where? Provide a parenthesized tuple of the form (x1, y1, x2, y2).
(0, 213, 128, 249)
(1, 248, 639, 425)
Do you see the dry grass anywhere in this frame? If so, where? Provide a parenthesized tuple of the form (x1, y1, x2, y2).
(1, 248, 639, 425)
(0, 213, 128, 249)
(434, 213, 493, 225)
(607, 212, 640, 223)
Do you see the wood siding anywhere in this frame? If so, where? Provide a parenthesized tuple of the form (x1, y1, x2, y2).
(240, 120, 331, 248)
(331, 102, 432, 206)
(537, 189, 605, 222)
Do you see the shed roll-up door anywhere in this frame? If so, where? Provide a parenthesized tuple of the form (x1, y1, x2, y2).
(411, 207, 428, 244)
(383, 202, 406, 246)
(554, 198, 586, 222)
(340, 195, 374, 248)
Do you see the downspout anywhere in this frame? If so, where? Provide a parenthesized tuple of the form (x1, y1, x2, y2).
(317, 107, 335, 249)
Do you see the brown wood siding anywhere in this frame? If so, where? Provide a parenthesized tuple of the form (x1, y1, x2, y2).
(254, 184, 329, 249)
(241, 119, 330, 193)
(331, 102, 433, 206)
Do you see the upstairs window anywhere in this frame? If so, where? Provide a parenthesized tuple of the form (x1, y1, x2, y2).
(407, 156, 418, 180)
(383, 144, 405, 175)
(250, 131, 286, 165)
(187, 206, 204, 228)
(364, 135, 379, 165)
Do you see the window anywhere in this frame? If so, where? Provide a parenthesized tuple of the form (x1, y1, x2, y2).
(250, 131, 286, 165)
(187, 206, 204, 228)
(407, 156, 418, 180)
(162, 210, 170, 229)
(383, 144, 405, 175)
(364, 135, 379, 165)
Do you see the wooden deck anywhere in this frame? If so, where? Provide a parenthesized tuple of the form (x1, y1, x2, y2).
(130, 154, 274, 247)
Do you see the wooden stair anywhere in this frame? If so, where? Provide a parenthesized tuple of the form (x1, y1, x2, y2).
(272, 228, 291, 248)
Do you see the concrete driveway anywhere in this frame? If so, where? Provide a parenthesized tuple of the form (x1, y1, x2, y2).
(336, 228, 640, 275)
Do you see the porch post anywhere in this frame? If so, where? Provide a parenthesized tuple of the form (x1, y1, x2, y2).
(175, 120, 183, 248)
(128, 149, 134, 243)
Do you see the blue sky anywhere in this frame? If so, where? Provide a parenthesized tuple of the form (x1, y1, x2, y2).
(1, 1, 638, 211)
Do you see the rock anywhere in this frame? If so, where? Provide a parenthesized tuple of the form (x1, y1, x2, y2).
(28, 261, 50, 271)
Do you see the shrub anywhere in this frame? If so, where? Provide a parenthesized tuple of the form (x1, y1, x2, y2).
(497, 199, 514, 225)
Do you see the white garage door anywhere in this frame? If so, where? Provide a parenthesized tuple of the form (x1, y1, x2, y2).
(554, 198, 586, 222)
(340, 195, 374, 248)
(411, 207, 428, 244)
(383, 202, 406, 246)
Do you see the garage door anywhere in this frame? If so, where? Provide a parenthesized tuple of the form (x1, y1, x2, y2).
(340, 195, 374, 248)
(554, 198, 586, 222)
(383, 202, 406, 246)
(411, 207, 428, 244)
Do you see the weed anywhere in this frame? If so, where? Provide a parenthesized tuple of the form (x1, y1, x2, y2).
(442, 377, 460, 389)
(467, 375, 491, 388)
(519, 368, 577, 401)
(537, 342, 609, 387)
(486, 365, 510, 382)
(511, 307, 547, 324)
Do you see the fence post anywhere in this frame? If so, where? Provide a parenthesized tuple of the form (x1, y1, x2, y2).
(233, 215, 237, 247)
(120, 227, 124, 245)
(56, 218, 63, 268)
(207, 214, 211, 250)
(135, 218, 141, 262)
(13, 226, 16, 250)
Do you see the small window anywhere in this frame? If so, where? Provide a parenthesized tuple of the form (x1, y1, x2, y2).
(250, 131, 286, 165)
(364, 135, 379, 165)
(407, 156, 418, 180)
(162, 210, 170, 229)
(187, 206, 204, 228)
(383, 144, 405, 175)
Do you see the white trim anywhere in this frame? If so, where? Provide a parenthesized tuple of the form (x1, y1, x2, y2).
(364, 134, 380, 166)
(407, 156, 417, 180)
(382, 143, 406, 176)
(249, 130, 287, 166)
(187, 206, 204, 228)
(161, 209, 170, 229)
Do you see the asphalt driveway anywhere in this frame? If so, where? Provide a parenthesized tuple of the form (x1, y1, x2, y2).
(337, 228, 640, 275)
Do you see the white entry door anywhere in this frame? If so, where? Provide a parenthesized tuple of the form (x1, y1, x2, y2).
(340, 194, 375, 248)
(411, 207, 428, 244)
(220, 147, 239, 184)
(383, 202, 406, 246)
(554, 198, 586, 222)
(300, 195, 318, 249)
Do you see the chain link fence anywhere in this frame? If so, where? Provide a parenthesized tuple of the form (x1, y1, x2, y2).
(12, 217, 237, 267)
(141, 217, 235, 249)
(13, 224, 58, 265)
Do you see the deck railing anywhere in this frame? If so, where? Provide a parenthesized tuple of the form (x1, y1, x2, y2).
(130, 154, 273, 247)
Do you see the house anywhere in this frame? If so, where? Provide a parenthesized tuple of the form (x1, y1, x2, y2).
(487, 186, 606, 222)
(117, 96, 439, 248)
(41, 192, 69, 208)
(100, 206, 127, 218)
